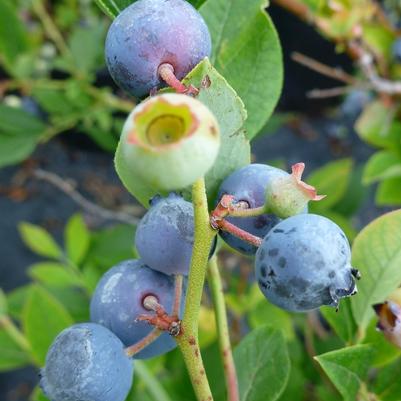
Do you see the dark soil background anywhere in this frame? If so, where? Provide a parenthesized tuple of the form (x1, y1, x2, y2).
(0, 5, 389, 400)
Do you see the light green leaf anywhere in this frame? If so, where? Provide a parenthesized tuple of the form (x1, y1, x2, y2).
(19, 222, 63, 259)
(315, 345, 374, 401)
(115, 58, 250, 206)
(28, 262, 83, 288)
(0, 105, 47, 168)
(363, 151, 401, 184)
(355, 101, 401, 151)
(7, 285, 33, 320)
(23, 286, 74, 365)
(65, 214, 90, 265)
(307, 158, 353, 211)
(234, 326, 290, 401)
(320, 299, 356, 344)
(0, 0, 28, 72)
(0, 330, 31, 371)
(351, 210, 401, 333)
(248, 301, 294, 340)
(375, 177, 401, 206)
(0, 289, 7, 317)
(200, 0, 283, 139)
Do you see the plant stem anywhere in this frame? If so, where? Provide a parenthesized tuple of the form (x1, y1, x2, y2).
(135, 360, 173, 401)
(176, 177, 215, 401)
(228, 205, 266, 218)
(125, 329, 162, 358)
(207, 257, 239, 401)
(218, 219, 262, 248)
(173, 275, 184, 316)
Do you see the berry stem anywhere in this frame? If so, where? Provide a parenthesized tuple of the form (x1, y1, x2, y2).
(158, 63, 199, 95)
(173, 275, 184, 317)
(125, 329, 162, 358)
(216, 219, 262, 248)
(176, 177, 216, 401)
(228, 205, 266, 218)
(207, 257, 239, 401)
(211, 194, 266, 218)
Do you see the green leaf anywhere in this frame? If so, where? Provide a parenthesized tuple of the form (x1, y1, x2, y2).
(28, 262, 83, 288)
(373, 358, 401, 401)
(355, 101, 401, 151)
(0, 329, 31, 371)
(23, 286, 74, 365)
(200, 0, 283, 139)
(30, 386, 50, 401)
(248, 301, 294, 340)
(0, 288, 7, 317)
(115, 58, 250, 206)
(307, 158, 353, 212)
(234, 326, 290, 401)
(315, 345, 374, 401)
(7, 285, 33, 320)
(351, 210, 401, 333)
(0, 105, 47, 168)
(19, 222, 63, 259)
(320, 299, 357, 344)
(65, 214, 90, 265)
(94, 0, 134, 18)
(363, 151, 401, 184)
(87, 224, 137, 270)
(0, 0, 28, 71)
(375, 177, 401, 206)
(182, 59, 250, 203)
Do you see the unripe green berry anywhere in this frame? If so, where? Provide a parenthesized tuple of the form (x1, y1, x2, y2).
(115, 93, 220, 192)
(265, 163, 325, 218)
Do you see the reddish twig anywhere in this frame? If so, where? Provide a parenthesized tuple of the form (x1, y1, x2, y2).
(173, 275, 184, 317)
(158, 63, 199, 95)
(125, 329, 162, 357)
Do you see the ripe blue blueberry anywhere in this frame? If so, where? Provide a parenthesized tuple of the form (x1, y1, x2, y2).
(216, 164, 286, 255)
(135, 193, 194, 275)
(105, 0, 211, 97)
(255, 214, 358, 312)
(90, 259, 185, 359)
(40, 323, 133, 401)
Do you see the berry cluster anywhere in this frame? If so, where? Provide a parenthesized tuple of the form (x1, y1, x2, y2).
(39, 0, 361, 399)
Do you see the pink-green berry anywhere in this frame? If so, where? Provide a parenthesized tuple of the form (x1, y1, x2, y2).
(115, 93, 220, 192)
(265, 163, 325, 218)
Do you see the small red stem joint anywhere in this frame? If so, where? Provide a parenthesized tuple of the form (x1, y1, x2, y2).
(158, 63, 199, 96)
(137, 295, 182, 337)
(210, 195, 263, 248)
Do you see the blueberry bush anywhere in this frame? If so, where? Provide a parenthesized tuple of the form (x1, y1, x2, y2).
(1, 1, 401, 401)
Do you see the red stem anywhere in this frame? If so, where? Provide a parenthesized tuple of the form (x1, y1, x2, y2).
(218, 219, 262, 248)
(125, 329, 161, 357)
(173, 275, 184, 317)
(158, 63, 199, 95)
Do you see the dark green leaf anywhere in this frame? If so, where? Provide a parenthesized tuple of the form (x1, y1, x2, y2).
(200, 0, 283, 139)
(22, 286, 73, 365)
(373, 358, 401, 401)
(0, 0, 28, 71)
(234, 326, 290, 401)
(65, 214, 90, 265)
(7, 285, 33, 320)
(315, 345, 374, 401)
(0, 289, 7, 317)
(94, 0, 134, 18)
(18, 222, 63, 259)
(351, 210, 401, 333)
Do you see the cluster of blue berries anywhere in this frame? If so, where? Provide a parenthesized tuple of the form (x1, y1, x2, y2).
(40, 0, 212, 399)
(216, 163, 360, 312)
(41, 193, 197, 401)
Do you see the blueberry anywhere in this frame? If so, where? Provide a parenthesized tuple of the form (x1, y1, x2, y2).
(90, 259, 185, 359)
(216, 164, 286, 255)
(135, 193, 194, 275)
(40, 323, 133, 401)
(392, 38, 401, 63)
(255, 214, 358, 312)
(105, 0, 211, 98)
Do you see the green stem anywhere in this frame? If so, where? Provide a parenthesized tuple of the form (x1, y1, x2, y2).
(176, 177, 216, 401)
(135, 360, 173, 401)
(207, 257, 239, 401)
(228, 205, 266, 218)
